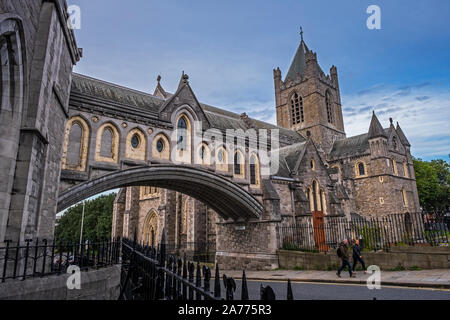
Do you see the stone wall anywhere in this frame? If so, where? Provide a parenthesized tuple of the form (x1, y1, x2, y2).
(278, 247, 450, 271)
(0, 265, 121, 300)
(216, 220, 279, 270)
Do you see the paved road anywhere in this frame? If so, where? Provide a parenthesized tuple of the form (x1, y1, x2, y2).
(221, 280, 450, 300)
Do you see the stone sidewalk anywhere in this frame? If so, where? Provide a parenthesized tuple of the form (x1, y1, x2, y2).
(219, 269, 450, 289)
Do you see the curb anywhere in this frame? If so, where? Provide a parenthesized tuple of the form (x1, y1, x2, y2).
(215, 276, 450, 290)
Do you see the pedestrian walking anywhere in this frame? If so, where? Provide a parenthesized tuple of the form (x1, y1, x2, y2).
(336, 239, 354, 278)
(352, 239, 367, 274)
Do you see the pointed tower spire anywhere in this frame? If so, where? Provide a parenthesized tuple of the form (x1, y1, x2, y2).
(368, 111, 387, 139)
(284, 28, 309, 82)
(396, 122, 411, 146)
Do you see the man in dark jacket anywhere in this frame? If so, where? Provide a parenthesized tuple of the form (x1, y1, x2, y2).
(336, 239, 354, 278)
(352, 239, 367, 273)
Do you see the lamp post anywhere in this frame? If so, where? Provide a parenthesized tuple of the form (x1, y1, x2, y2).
(79, 201, 86, 253)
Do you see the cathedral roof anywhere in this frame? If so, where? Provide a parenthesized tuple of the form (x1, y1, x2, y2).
(70, 73, 305, 145)
(272, 142, 307, 177)
(284, 40, 308, 83)
(368, 112, 387, 139)
(396, 122, 411, 147)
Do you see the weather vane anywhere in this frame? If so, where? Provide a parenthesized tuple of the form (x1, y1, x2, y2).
(300, 26, 304, 41)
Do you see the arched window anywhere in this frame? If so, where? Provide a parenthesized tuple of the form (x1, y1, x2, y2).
(403, 161, 409, 178)
(392, 158, 398, 175)
(249, 154, 260, 187)
(177, 116, 187, 151)
(126, 128, 146, 161)
(143, 210, 158, 246)
(152, 133, 170, 160)
(310, 159, 316, 171)
(234, 150, 245, 177)
(197, 143, 211, 165)
(355, 162, 366, 177)
(100, 128, 113, 158)
(402, 187, 408, 207)
(66, 122, 82, 166)
(63, 116, 90, 171)
(95, 123, 119, 163)
(216, 146, 228, 172)
(326, 91, 333, 124)
(290, 92, 304, 125)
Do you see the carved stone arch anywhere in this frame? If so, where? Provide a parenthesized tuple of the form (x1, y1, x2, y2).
(62, 115, 90, 171)
(125, 126, 147, 161)
(152, 132, 170, 160)
(142, 209, 159, 246)
(0, 15, 26, 115)
(95, 122, 120, 163)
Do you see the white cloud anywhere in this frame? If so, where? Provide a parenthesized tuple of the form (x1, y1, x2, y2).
(341, 84, 450, 159)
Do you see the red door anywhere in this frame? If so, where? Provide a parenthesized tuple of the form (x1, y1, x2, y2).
(312, 211, 328, 252)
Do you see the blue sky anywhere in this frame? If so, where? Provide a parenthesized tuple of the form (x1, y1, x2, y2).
(68, 0, 450, 161)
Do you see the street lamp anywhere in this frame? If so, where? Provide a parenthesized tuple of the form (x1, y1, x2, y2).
(79, 201, 86, 253)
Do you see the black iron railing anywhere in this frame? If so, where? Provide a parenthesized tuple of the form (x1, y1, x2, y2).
(119, 232, 294, 300)
(279, 212, 449, 253)
(0, 238, 121, 282)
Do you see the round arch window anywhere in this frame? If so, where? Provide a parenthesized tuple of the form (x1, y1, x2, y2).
(217, 149, 224, 162)
(131, 134, 140, 149)
(156, 139, 164, 153)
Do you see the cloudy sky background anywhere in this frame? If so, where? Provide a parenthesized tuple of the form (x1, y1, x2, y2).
(68, 0, 450, 161)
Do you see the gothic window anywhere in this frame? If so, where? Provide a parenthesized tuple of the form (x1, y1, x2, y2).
(326, 91, 333, 124)
(95, 123, 119, 163)
(310, 159, 316, 171)
(152, 133, 170, 160)
(177, 116, 187, 151)
(403, 161, 409, 178)
(402, 187, 408, 207)
(355, 162, 366, 177)
(100, 127, 113, 158)
(126, 128, 146, 161)
(66, 122, 82, 166)
(63, 116, 90, 171)
(290, 92, 304, 125)
(249, 154, 260, 187)
(216, 146, 228, 171)
(392, 159, 398, 175)
(197, 143, 211, 165)
(234, 152, 241, 175)
(234, 150, 245, 177)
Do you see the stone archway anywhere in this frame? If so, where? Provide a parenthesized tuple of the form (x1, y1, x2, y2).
(142, 209, 158, 246)
(57, 164, 263, 221)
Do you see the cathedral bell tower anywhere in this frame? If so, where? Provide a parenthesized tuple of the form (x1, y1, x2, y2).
(274, 28, 346, 152)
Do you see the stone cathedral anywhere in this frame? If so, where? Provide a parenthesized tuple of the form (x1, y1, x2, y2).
(0, 0, 420, 270)
(110, 34, 420, 263)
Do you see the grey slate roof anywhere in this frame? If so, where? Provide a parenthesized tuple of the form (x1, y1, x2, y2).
(272, 142, 307, 177)
(285, 40, 308, 83)
(368, 112, 387, 139)
(71, 73, 165, 112)
(396, 123, 411, 146)
(70, 73, 305, 144)
(329, 133, 369, 159)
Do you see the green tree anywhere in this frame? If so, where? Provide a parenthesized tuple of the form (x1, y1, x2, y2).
(55, 193, 116, 242)
(413, 157, 450, 211)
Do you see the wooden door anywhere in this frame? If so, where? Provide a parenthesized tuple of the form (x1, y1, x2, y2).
(312, 211, 328, 252)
